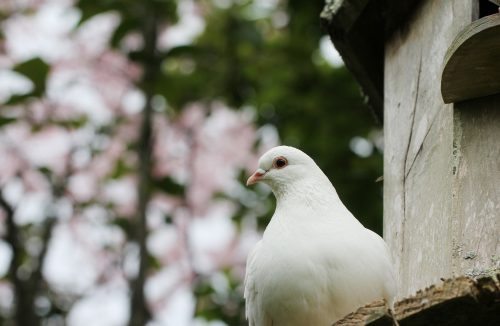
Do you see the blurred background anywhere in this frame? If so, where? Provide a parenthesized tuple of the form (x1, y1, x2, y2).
(0, 0, 383, 325)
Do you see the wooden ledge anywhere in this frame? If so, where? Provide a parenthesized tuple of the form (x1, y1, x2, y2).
(441, 13, 500, 103)
(334, 273, 500, 325)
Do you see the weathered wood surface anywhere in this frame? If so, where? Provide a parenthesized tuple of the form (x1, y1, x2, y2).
(452, 94, 500, 278)
(334, 274, 500, 325)
(333, 300, 390, 326)
(325, 0, 499, 305)
(441, 13, 500, 103)
(384, 0, 475, 298)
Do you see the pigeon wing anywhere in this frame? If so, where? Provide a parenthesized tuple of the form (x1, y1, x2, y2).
(244, 241, 273, 326)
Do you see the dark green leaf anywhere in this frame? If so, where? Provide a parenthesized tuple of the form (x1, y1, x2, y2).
(11, 58, 50, 99)
(111, 217, 132, 237)
(147, 253, 162, 270)
(110, 159, 132, 179)
(76, 0, 121, 25)
(0, 117, 16, 128)
(153, 176, 184, 196)
(110, 17, 141, 47)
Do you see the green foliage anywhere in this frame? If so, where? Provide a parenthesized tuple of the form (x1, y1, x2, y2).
(0, 117, 16, 127)
(6, 58, 49, 104)
(137, 0, 383, 319)
(0, 1, 383, 324)
(112, 217, 133, 237)
(77, 0, 178, 25)
(194, 271, 247, 326)
(153, 176, 185, 196)
(159, 0, 383, 233)
(174, 5, 382, 324)
(110, 159, 134, 179)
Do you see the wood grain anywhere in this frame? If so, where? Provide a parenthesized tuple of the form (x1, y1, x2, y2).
(384, 0, 474, 298)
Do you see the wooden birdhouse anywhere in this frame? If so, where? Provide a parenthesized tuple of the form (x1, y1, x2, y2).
(322, 0, 499, 324)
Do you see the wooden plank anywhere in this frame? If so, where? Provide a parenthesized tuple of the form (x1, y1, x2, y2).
(384, 0, 474, 298)
(441, 13, 500, 103)
(452, 94, 500, 278)
(333, 274, 500, 325)
(384, 0, 423, 38)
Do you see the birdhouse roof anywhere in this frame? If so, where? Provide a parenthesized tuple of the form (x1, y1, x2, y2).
(321, 0, 422, 122)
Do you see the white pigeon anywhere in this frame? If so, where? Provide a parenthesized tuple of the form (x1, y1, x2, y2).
(244, 146, 396, 326)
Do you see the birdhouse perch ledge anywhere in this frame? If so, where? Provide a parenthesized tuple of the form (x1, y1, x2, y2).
(334, 273, 500, 325)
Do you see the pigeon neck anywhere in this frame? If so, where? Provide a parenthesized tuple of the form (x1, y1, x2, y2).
(272, 175, 341, 210)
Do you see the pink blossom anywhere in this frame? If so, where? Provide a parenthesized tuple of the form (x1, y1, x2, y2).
(67, 171, 98, 203)
(101, 176, 138, 217)
(67, 282, 129, 326)
(188, 200, 237, 273)
(20, 125, 71, 175)
(74, 12, 121, 59)
(0, 1, 282, 324)
(187, 104, 258, 214)
(0, 148, 28, 186)
(0, 69, 34, 103)
(3, 1, 80, 63)
(147, 225, 179, 264)
(21, 169, 50, 193)
(25, 100, 54, 124)
(44, 220, 125, 294)
(178, 103, 206, 129)
(152, 117, 191, 180)
(87, 136, 128, 179)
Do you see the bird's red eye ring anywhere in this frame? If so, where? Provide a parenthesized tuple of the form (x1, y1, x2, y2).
(273, 156, 288, 169)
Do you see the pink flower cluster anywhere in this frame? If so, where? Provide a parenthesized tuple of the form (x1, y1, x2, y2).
(0, 1, 278, 324)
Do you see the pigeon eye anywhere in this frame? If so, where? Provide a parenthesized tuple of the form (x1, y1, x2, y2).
(273, 157, 288, 169)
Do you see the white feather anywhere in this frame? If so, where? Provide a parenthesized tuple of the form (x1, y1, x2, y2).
(245, 146, 396, 326)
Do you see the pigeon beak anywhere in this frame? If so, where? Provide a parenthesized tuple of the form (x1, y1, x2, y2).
(246, 168, 267, 186)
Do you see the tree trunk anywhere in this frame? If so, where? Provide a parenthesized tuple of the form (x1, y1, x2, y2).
(128, 6, 159, 326)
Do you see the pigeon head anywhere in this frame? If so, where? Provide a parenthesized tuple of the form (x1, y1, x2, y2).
(246, 146, 323, 190)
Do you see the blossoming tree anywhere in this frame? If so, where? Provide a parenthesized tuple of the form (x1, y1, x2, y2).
(0, 1, 278, 325)
(0, 0, 382, 325)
